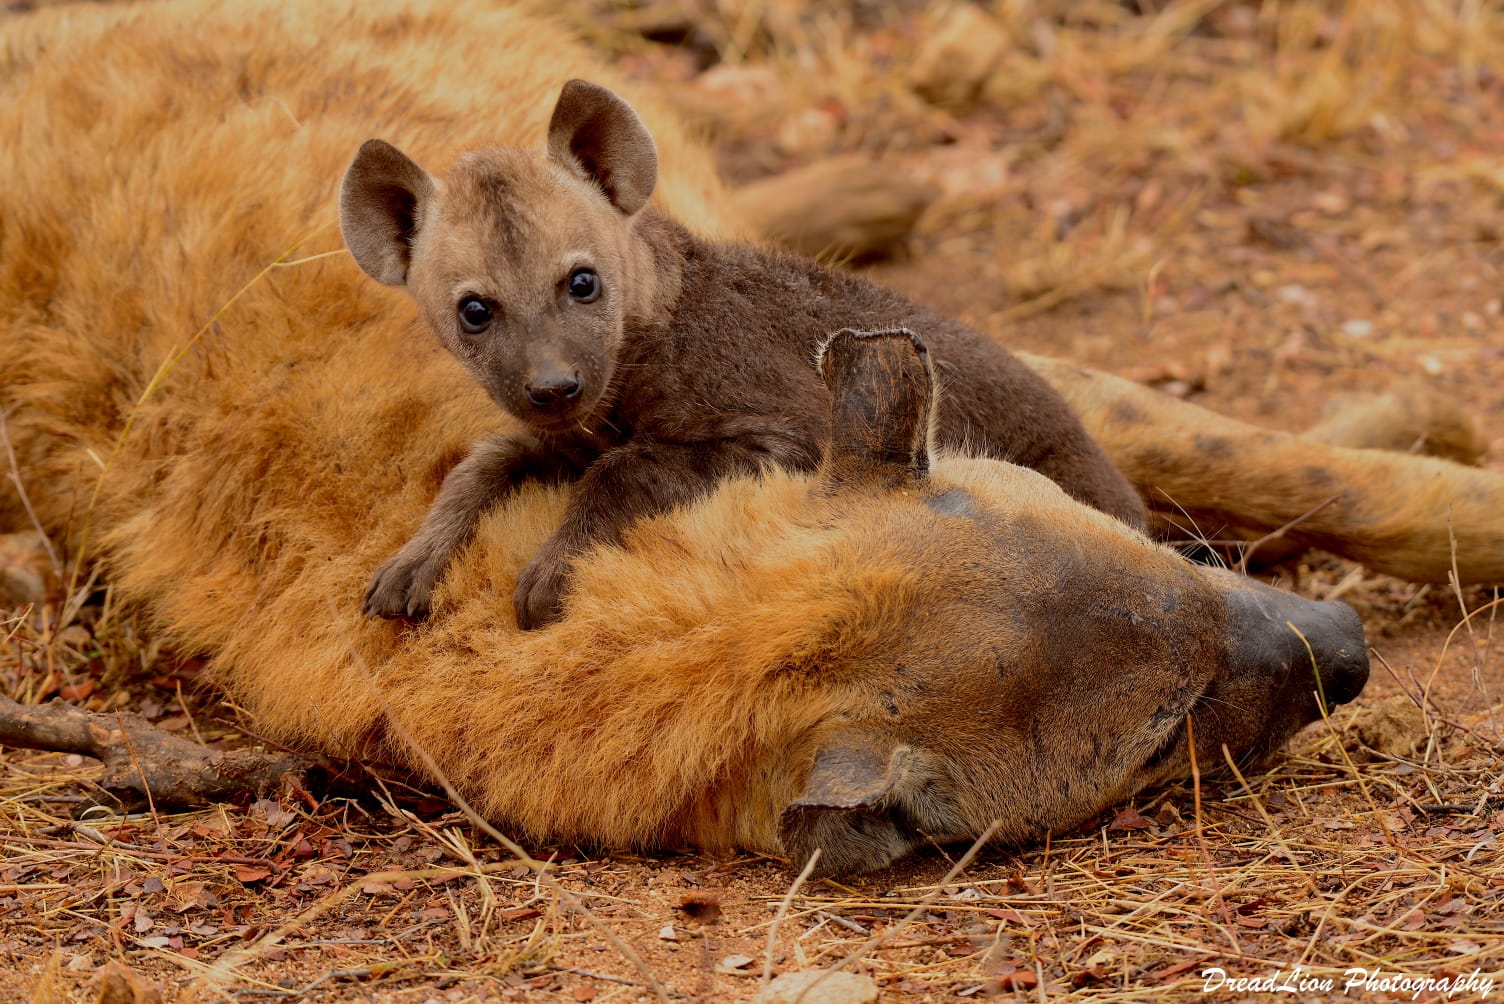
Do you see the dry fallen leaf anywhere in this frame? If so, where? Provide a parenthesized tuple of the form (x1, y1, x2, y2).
(1108, 806, 1153, 832)
(92, 960, 164, 1004)
(716, 953, 756, 974)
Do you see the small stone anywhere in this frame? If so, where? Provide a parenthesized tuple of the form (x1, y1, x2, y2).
(911, 5, 1009, 109)
(688, 65, 785, 129)
(715, 954, 756, 974)
(766, 970, 880, 1004)
(657, 925, 678, 941)
(1340, 318, 1373, 337)
(1312, 191, 1350, 214)
(775, 106, 840, 157)
(1276, 283, 1314, 306)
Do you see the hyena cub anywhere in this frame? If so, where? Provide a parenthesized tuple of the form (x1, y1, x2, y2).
(341, 80, 1146, 630)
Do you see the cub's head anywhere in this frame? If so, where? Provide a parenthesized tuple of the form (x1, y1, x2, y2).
(340, 80, 658, 434)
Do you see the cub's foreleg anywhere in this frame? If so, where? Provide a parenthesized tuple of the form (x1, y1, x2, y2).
(513, 434, 822, 629)
(364, 435, 572, 619)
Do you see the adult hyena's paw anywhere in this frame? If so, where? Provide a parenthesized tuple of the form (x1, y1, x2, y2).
(513, 546, 572, 631)
(362, 550, 444, 620)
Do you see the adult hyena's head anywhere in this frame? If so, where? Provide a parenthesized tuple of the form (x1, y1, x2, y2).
(777, 329, 1370, 878)
(339, 80, 661, 437)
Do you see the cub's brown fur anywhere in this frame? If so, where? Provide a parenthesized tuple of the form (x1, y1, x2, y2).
(342, 81, 1144, 628)
(1, 0, 1500, 876)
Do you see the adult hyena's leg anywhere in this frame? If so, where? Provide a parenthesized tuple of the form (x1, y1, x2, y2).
(1023, 353, 1504, 585)
(1304, 382, 1488, 466)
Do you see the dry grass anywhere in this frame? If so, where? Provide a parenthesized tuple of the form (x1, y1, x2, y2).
(551, 0, 1504, 316)
(3, 577, 1501, 1001)
(6, 0, 1504, 1000)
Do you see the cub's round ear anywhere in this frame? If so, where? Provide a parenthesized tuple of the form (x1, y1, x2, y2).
(340, 139, 436, 286)
(547, 79, 658, 217)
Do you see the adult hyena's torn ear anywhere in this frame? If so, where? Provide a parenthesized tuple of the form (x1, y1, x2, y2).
(816, 327, 936, 490)
(780, 730, 929, 878)
(547, 79, 659, 216)
(340, 139, 436, 286)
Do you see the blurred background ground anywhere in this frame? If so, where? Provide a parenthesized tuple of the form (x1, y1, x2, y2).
(3, 0, 1504, 1000)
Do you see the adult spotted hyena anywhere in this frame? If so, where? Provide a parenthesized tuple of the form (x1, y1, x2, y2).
(2, 0, 1500, 875)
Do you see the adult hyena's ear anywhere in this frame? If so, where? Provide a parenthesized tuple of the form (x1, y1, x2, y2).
(815, 327, 937, 491)
(547, 79, 658, 216)
(780, 730, 939, 878)
(340, 139, 436, 286)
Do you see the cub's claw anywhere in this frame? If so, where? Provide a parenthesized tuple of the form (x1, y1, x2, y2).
(363, 552, 442, 619)
(513, 548, 571, 630)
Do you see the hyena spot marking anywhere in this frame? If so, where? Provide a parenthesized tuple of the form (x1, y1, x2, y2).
(924, 488, 975, 519)
(1136, 447, 1177, 473)
(1193, 435, 1233, 460)
(1299, 465, 1336, 489)
(1111, 400, 1146, 424)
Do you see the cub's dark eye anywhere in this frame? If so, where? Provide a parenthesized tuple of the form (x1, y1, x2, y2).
(567, 268, 601, 304)
(457, 297, 493, 334)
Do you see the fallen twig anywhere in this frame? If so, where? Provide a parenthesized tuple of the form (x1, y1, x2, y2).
(0, 694, 310, 811)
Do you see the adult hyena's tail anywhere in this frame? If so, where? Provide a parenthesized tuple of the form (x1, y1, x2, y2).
(1024, 354, 1504, 585)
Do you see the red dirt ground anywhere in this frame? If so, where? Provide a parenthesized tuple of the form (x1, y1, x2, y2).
(5, 2, 1504, 1001)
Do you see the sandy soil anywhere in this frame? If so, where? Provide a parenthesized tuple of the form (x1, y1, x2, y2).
(5, 2, 1504, 1001)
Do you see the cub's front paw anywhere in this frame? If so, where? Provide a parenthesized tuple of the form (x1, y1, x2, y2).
(513, 548, 572, 630)
(363, 552, 443, 619)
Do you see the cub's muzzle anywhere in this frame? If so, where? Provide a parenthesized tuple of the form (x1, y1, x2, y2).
(524, 370, 584, 411)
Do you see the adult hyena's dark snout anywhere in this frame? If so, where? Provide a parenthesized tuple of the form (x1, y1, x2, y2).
(1225, 579, 1370, 709)
(1291, 598, 1368, 705)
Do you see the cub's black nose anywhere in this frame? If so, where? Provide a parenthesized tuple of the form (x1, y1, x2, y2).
(525, 371, 583, 410)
